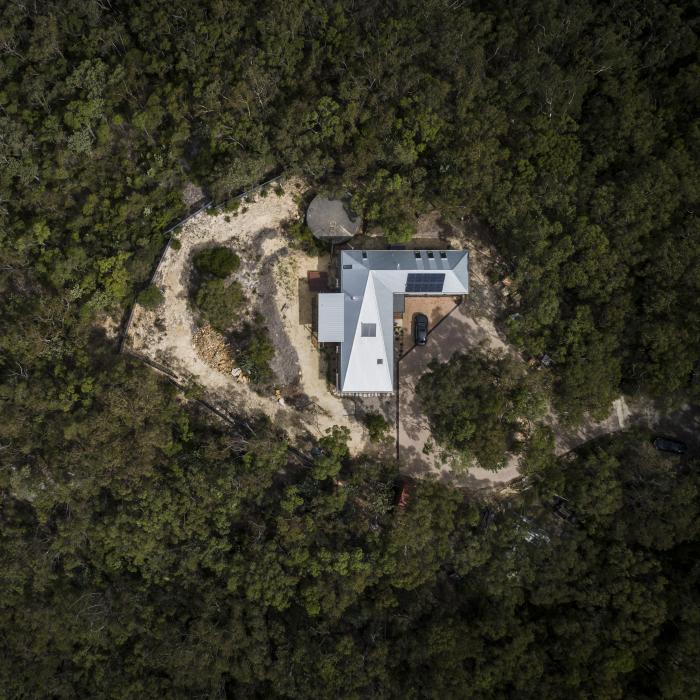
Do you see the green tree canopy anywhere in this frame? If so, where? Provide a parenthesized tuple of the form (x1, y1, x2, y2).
(193, 246, 240, 278)
(417, 350, 549, 470)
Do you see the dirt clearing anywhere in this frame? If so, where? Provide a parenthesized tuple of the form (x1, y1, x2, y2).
(396, 216, 521, 489)
(126, 179, 367, 452)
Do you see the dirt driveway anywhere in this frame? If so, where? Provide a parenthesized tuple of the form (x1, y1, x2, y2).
(397, 301, 521, 489)
(395, 229, 522, 489)
(401, 296, 462, 353)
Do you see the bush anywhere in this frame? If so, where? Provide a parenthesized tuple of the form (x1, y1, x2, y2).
(235, 321, 275, 384)
(169, 238, 182, 251)
(285, 219, 327, 256)
(193, 246, 240, 278)
(195, 279, 244, 331)
(417, 350, 549, 471)
(137, 284, 164, 309)
(364, 412, 390, 443)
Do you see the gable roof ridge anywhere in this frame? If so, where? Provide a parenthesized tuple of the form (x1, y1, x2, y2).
(363, 273, 389, 367)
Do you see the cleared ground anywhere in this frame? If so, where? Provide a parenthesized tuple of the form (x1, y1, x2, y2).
(397, 304, 521, 489)
(400, 296, 462, 354)
(126, 179, 369, 452)
(395, 221, 521, 489)
(125, 198, 689, 489)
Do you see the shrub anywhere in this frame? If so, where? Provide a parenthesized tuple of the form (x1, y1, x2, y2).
(364, 412, 390, 443)
(170, 238, 182, 251)
(195, 279, 244, 331)
(137, 284, 164, 309)
(274, 184, 285, 197)
(193, 246, 240, 278)
(416, 350, 549, 471)
(285, 219, 327, 256)
(235, 321, 275, 384)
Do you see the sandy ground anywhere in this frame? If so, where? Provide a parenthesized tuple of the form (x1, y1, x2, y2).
(126, 196, 694, 489)
(269, 248, 367, 450)
(126, 179, 367, 452)
(95, 312, 119, 342)
(548, 395, 700, 457)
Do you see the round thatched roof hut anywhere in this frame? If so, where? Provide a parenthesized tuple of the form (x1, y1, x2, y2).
(306, 196, 361, 243)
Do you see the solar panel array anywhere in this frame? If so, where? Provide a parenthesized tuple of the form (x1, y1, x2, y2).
(405, 273, 446, 293)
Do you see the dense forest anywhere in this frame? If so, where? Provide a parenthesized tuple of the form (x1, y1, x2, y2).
(1, 0, 699, 697)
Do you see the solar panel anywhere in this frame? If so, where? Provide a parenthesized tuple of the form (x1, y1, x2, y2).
(405, 273, 445, 293)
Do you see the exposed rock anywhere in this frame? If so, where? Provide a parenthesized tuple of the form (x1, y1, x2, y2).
(193, 324, 235, 374)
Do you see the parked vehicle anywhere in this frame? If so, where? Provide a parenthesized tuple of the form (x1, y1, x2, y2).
(552, 495, 579, 525)
(413, 313, 428, 345)
(652, 436, 687, 454)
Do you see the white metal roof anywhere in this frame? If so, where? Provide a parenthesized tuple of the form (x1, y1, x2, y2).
(319, 250, 469, 393)
(317, 293, 345, 342)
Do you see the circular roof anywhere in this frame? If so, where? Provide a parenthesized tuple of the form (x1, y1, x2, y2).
(306, 196, 361, 242)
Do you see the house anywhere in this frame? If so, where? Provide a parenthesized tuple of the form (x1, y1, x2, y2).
(317, 249, 469, 394)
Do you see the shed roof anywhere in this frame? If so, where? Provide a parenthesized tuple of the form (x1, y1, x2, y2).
(317, 293, 345, 342)
(306, 196, 361, 242)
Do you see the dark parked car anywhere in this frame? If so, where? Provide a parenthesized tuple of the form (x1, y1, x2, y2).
(552, 495, 579, 525)
(652, 436, 687, 454)
(413, 313, 428, 345)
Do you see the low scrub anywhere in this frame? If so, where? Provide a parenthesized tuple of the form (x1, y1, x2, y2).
(284, 220, 328, 256)
(195, 279, 245, 332)
(235, 317, 275, 385)
(364, 412, 390, 443)
(193, 246, 240, 278)
(136, 284, 164, 309)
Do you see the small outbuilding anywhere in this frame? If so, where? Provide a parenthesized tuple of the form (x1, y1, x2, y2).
(306, 195, 361, 243)
(317, 293, 345, 342)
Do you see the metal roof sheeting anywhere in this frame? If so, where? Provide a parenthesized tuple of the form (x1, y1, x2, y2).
(317, 250, 469, 393)
(307, 197, 362, 241)
(318, 293, 345, 342)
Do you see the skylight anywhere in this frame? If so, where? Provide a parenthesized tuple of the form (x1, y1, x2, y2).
(361, 323, 376, 337)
